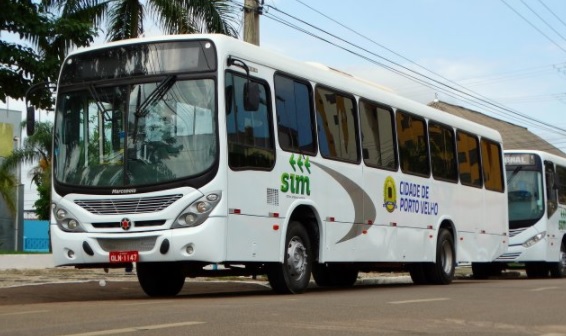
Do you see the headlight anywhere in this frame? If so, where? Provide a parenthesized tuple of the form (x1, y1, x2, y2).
(173, 191, 222, 228)
(53, 205, 84, 232)
(523, 231, 546, 248)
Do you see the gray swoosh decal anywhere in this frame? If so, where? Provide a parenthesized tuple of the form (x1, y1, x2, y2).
(311, 162, 377, 243)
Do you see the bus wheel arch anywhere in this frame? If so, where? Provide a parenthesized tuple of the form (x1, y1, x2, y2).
(267, 205, 319, 294)
(424, 221, 456, 285)
(550, 238, 566, 278)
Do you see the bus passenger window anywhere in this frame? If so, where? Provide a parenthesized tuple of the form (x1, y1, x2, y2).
(360, 100, 397, 170)
(429, 122, 457, 182)
(557, 165, 566, 205)
(457, 131, 482, 188)
(545, 162, 558, 217)
(274, 74, 316, 154)
(396, 111, 429, 176)
(480, 139, 504, 192)
(315, 86, 359, 163)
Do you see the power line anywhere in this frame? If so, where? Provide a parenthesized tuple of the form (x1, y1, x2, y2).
(500, 0, 566, 54)
(260, 2, 566, 139)
(520, 0, 566, 44)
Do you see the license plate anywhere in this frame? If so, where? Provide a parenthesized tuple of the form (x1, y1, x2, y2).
(109, 251, 139, 263)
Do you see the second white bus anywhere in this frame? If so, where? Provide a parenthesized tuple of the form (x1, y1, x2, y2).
(476, 150, 566, 278)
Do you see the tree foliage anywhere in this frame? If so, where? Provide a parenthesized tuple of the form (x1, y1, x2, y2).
(0, 121, 53, 220)
(0, 0, 98, 109)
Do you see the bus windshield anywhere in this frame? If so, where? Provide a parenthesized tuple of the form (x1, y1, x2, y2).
(53, 79, 217, 187)
(506, 168, 544, 228)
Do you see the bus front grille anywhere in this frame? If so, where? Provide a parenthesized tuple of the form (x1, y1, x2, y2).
(97, 237, 157, 252)
(75, 194, 183, 215)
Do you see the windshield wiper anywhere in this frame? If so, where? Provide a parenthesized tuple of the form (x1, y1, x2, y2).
(132, 75, 177, 141)
(135, 75, 177, 117)
(507, 165, 523, 184)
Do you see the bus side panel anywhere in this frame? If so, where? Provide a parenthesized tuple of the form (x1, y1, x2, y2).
(225, 214, 282, 262)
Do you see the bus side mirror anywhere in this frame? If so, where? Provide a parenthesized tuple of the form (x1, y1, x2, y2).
(244, 82, 260, 111)
(26, 106, 35, 136)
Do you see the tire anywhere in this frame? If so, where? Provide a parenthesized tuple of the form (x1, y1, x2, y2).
(267, 221, 313, 294)
(472, 262, 502, 279)
(408, 263, 429, 284)
(550, 243, 566, 278)
(136, 262, 186, 297)
(312, 264, 359, 287)
(525, 262, 549, 278)
(424, 229, 455, 285)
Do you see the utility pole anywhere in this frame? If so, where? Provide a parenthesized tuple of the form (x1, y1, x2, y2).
(244, 0, 261, 46)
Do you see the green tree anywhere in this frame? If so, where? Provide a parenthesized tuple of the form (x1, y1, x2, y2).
(0, 165, 17, 217)
(0, 122, 53, 220)
(45, 0, 240, 42)
(0, 0, 98, 109)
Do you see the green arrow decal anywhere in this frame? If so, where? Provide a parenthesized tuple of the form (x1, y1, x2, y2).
(297, 155, 304, 173)
(289, 154, 296, 171)
(305, 157, 311, 174)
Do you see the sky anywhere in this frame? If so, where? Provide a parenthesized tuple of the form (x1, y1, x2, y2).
(2, 0, 566, 209)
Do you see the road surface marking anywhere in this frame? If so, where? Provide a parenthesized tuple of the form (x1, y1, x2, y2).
(59, 321, 205, 336)
(389, 298, 450, 304)
(0, 310, 49, 316)
(531, 286, 559, 292)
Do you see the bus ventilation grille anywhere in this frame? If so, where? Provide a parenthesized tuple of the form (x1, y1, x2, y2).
(267, 188, 279, 206)
(75, 194, 183, 215)
(508, 228, 527, 238)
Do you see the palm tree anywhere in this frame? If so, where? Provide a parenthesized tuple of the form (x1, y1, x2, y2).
(0, 121, 53, 220)
(44, 0, 240, 42)
(0, 165, 17, 217)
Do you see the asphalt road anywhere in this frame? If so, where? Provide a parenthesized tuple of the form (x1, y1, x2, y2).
(1, 275, 566, 336)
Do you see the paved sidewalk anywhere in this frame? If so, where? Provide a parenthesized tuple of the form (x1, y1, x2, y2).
(0, 254, 54, 270)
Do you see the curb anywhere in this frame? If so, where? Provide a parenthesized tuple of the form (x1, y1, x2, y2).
(0, 254, 55, 270)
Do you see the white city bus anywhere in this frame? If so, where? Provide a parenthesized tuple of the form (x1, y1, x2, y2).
(481, 150, 566, 278)
(28, 34, 508, 296)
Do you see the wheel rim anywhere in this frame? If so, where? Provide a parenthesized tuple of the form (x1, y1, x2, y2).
(286, 236, 308, 281)
(441, 240, 454, 275)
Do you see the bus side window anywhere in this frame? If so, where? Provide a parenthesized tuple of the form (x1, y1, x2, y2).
(429, 122, 457, 182)
(225, 71, 275, 170)
(480, 139, 504, 192)
(456, 131, 482, 188)
(545, 161, 558, 217)
(274, 74, 316, 154)
(556, 165, 566, 205)
(396, 111, 429, 176)
(360, 99, 397, 170)
(315, 86, 359, 163)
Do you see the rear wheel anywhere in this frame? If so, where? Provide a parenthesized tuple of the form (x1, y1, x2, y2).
(313, 264, 359, 287)
(424, 229, 455, 285)
(408, 263, 429, 284)
(472, 262, 502, 279)
(267, 221, 312, 294)
(525, 262, 549, 278)
(137, 262, 186, 297)
(550, 243, 566, 278)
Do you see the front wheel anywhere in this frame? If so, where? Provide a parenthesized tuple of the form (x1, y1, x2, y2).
(267, 221, 313, 294)
(424, 229, 455, 285)
(549, 243, 566, 278)
(137, 262, 186, 297)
